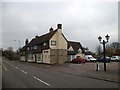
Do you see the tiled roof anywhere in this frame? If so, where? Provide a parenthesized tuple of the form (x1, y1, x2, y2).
(20, 46, 27, 52)
(68, 51, 79, 55)
(68, 41, 83, 51)
(27, 29, 57, 46)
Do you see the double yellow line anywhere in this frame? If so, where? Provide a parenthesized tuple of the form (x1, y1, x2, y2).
(3, 63, 7, 71)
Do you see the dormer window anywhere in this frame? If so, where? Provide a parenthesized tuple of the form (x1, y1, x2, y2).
(51, 41, 56, 45)
(34, 46, 37, 49)
(68, 46, 74, 51)
(78, 48, 82, 53)
(43, 42, 47, 46)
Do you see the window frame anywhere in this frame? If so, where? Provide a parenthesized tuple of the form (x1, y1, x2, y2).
(33, 46, 37, 49)
(43, 42, 47, 46)
(51, 40, 56, 45)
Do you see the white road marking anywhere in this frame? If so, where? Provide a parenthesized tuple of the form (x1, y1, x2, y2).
(14, 66, 19, 69)
(33, 76, 51, 87)
(3, 63, 7, 71)
(11, 64, 14, 67)
(21, 70, 28, 74)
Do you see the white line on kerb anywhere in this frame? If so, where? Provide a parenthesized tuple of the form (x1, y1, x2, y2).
(3, 63, 7, 71)
(21, 70, 28, 74)
(33, 76, 51, 87)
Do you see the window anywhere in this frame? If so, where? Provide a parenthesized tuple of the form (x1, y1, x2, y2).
(68, 46, 74, 51)
(51, 41, 56, 45)
(34, 46, 37, 49)
(78, 49, 82, 53)
(38, 55, 40, 60)
(44, 51, 48, 53)
(27, 47, 29, 50)
(28, 54, 33, 59)
(43, 42, 47, 46)
(31, 47, 33, 50)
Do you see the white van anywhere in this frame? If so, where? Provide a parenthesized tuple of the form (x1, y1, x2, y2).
(84, 55, 97, 62)
(111, 56, 120, 61)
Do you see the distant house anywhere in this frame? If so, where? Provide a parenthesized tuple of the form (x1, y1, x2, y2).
(20, 24, 84, 64)
(67, 41, 85, 61)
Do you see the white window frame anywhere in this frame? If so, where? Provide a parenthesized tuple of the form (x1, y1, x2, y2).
(51, 40, 56, 45)
(44, 51, 48, 53)
(43, 42, 47, 46)
(34, 46, 37, 49)
(68, 46, 74, 51)
(78, 48, 82, 53)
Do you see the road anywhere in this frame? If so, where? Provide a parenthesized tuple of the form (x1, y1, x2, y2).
(2, 59, 118, 88)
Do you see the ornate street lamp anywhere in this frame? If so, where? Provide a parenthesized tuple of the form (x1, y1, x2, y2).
(98, 34, 110, 71)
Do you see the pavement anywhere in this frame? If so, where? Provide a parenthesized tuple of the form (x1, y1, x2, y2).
(33, 61, 119, 83)
(50, 62, 119, 83)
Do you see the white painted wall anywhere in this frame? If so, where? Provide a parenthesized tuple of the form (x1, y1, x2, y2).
(50, 29, 67, 50)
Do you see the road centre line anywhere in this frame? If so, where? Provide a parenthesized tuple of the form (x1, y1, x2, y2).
(20, 70, 28, 74)
(3, 63, 7, 71)
(11, 64, 14, 67)
(14, 66, 19, 69)
(33, 76, 51, 87)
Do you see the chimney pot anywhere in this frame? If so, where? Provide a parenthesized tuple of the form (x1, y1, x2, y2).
(35, 35, 38, 38)
(49, 27, 53, 32)
(57, 24, 62, 29)
(25, 39, 29, 46)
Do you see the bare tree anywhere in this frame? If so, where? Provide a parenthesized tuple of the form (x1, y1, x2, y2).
(106, 44, 115, 56)
(105, 42, 120, 56)
(111, 42, 120, 49)
(110, 42, 120, 55)
(96, 45, 102, 56)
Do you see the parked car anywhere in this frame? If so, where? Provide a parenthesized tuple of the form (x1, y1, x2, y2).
(72, 57, 86, 64)
(111, 56, 120, 62)
(97, 57, 111, 62)
(84, 55, 97, 62)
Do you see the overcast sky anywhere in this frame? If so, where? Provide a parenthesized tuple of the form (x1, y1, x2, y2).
(1, 0, 119, 52)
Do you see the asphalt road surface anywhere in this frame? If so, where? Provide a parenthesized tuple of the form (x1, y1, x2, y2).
(2, 59, 118, 88)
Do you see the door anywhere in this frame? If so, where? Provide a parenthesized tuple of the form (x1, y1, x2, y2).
(35, 55, 37, 62)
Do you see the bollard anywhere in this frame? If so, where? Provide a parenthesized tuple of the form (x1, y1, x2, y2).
(96, 62, 99, 71)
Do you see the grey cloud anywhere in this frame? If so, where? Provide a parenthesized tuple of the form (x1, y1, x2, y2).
(2, 1, 118, 52)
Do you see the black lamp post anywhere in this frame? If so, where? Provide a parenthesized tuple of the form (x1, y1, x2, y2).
(98, 34, 110, 71)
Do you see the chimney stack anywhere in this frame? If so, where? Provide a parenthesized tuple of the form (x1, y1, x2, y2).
(35, 35, 39, 38)
(49, 27, 53, 32)
(25, 39, 29, 46)
(57, 24, 62, 29)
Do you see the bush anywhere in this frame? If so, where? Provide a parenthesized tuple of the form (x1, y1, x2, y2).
(13, 54, 20, 60)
